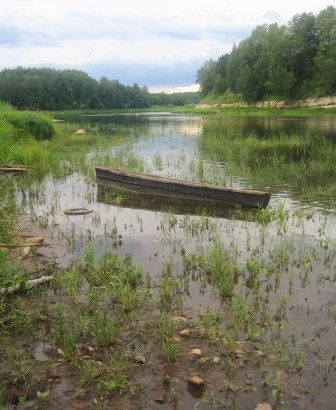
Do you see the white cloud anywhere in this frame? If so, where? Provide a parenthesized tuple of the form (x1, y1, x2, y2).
(0, 0, 333, 91)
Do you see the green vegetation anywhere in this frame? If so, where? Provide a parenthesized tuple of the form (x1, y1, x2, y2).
(0, 67, 201, 110)
(196, 6, 336, 101)
(183, 236, 239, 297)
(0, 107, 336, 408)
(0, 103, 55, 140)
(0, 103, 55, 172)
(200, 130, 336, 204)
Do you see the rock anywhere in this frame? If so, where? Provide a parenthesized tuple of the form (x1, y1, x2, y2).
(191, 348, 202, 356)
(225, 382, 241, 392)
(23, 246, 31, 258)
(198, 357, 210, 365)
(242, 386, 256, 393)
(25, 236, 44, 245)
(188, 376, 205, 388)
(255, 403, 272, 410)
(255, 350, 265, 357)
(74, 129, 86, 135)
(291, 385, 308, 399)
(235, 349, 245, 358)
(213, 356, 220, 364)
(196, 96, 336, 110)
(180, 329, 191, 336)
(92, 361, 103, 370)
(71, 402, 90, 409)
(154, 394, 166, 404)
(134, 355, 146, 364)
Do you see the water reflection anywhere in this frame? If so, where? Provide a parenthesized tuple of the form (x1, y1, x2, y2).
(96, 180, 257, 219)
(57, 111, 336, 139)
(202, 115, 336, 139)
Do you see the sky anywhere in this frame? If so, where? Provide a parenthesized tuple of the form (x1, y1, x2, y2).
(0, 0, 333, 93)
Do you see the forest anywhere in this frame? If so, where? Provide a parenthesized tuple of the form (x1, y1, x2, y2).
(0, 67, 200, 110)
(196, 5, 336, 102)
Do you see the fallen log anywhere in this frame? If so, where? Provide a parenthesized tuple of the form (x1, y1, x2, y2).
(0, 275, 54, 296)
(0, 167, 27, 173)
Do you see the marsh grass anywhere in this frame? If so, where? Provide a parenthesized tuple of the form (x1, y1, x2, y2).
(183, 237, 239, 298)
(158, 315, 180, 366)
(158, 258, 188, 310)
(200, 130, 336, 203)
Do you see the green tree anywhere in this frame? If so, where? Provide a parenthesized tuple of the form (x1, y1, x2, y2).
(196, 59, 217, 97)
(314, 6, 336, 94)
(286, 12, 318, 95)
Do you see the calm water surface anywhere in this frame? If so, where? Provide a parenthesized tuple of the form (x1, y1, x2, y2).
(20, 113, 336, 408)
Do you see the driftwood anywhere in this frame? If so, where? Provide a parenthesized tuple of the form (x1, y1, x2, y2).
(0, 236, 44, 249)
(0, 275, 54, 296)
(0, 167, 27, 172)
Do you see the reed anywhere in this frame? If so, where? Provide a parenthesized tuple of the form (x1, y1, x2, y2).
(200, 130, 336, 202)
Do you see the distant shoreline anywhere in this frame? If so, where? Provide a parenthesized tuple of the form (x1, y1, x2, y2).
(196, 96, 336, 109)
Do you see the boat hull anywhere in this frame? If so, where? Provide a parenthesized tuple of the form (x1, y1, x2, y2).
(95, 166, 271, 209)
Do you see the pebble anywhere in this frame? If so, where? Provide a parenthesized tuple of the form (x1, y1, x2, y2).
(23, 246, 31, 258)
(198, 357, 210, 365)
(188, 376, 205, 388)
(134, 355, 146, 364)
(154, 394, 166, 404)
(235, 349, 245, 357)
(191, 348, 202, 356)
(255, 404, 272, 410)
(26, 236, 44, 245)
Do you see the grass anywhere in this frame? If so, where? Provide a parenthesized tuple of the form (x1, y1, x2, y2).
(0, 103, 55, 141)
(183, 236, 239, 298)
(200, 130, 336, 203)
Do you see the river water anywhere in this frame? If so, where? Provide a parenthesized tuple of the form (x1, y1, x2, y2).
(20, 112, 336, 408)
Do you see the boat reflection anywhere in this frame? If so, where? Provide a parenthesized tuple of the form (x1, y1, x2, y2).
(96, 179, 258, 220)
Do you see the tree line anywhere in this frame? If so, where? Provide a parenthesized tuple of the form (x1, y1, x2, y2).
(196, 6, 336, 102)
(0, 67, 200, 110)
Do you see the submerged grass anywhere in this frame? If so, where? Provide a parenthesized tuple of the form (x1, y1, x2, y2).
(183, 236, 239, 298)
(200, 130, 336, 203)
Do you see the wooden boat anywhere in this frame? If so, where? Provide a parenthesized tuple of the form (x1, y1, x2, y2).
(95, 166, 271, 209)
